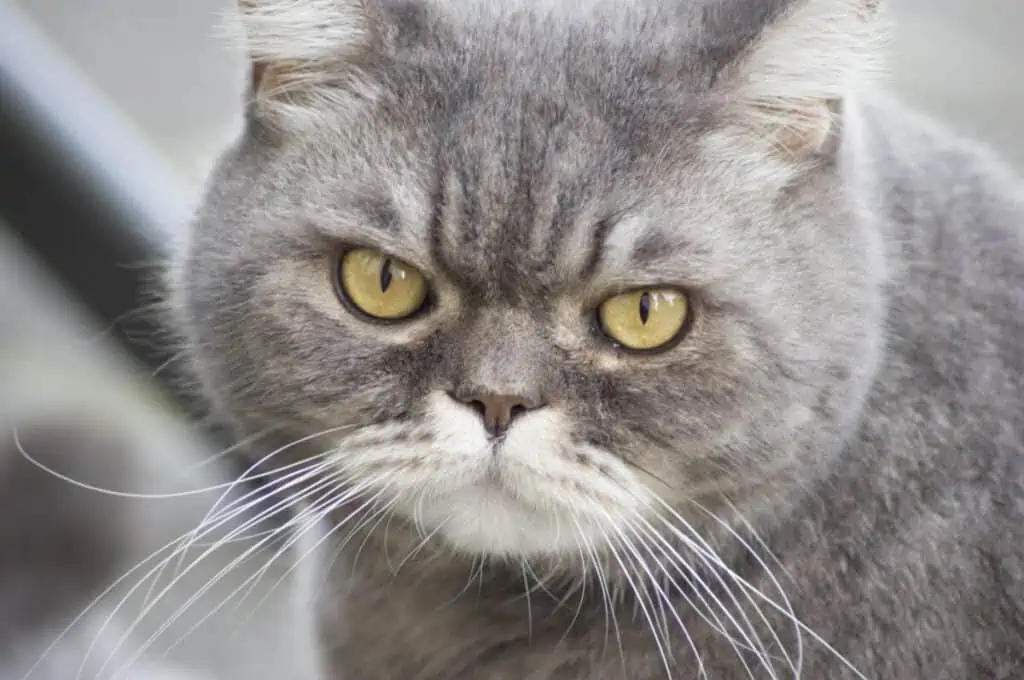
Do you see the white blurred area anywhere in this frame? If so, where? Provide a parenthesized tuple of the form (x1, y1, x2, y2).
(2, 1, 1023, 679)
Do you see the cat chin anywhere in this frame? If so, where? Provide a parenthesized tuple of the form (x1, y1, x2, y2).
(421, 485, 585, 557)
(395, 393, 647, 558)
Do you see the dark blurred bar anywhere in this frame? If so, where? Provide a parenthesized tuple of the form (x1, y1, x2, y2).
(0, 1, 190, 380)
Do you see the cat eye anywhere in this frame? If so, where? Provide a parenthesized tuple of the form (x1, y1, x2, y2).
(598, 288, 690, 351)
(336, 248, 429, 321)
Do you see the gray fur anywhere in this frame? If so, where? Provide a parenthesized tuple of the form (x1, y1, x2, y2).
(175, 0, 1024, 677)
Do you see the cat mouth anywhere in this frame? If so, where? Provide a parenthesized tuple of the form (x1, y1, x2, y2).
(472, 450, 538, 503)
(481, 454, 508, 487)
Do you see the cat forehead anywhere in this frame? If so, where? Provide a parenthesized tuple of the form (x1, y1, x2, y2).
(235, 63, 748, 301)
(220, 0, 862, 292)
(287, 83, 713, 298)
(422, 99, 700, 291)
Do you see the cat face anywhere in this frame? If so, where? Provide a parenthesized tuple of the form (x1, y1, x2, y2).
(177, 0, 886, 560)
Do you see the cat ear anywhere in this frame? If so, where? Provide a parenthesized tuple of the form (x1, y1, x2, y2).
(714, 0, 884, 156)
(232, 0, 379, 107)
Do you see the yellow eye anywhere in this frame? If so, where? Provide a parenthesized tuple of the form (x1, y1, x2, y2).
(598, 288, 689, 351)
(337, 248, 428, 320)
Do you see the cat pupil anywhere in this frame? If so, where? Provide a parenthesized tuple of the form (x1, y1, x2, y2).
(380, 259, 393, 292)
(639, 292, 651, 324)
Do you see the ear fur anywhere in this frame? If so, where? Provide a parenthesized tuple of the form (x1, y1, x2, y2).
(229, 0, 378, 108)
(718, 0, 885, 156)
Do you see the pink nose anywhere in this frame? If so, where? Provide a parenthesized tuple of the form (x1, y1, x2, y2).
(454, 393, 542, 436)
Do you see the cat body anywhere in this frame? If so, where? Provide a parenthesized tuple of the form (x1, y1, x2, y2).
(176, 0, 1024, 677)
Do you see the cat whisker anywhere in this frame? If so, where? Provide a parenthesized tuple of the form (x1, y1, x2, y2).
(570, 514, 625, 677)
(623, 514, 763, 680)
(312, 487, 401, 600)
(10, 428, 260, 502)
(146, 347, 191, 382)
(110, 511, 322, 679)
(390, 512, 450, 580)
(146, 452, 337, 608)
(288, 478, 398, 595)
(108, 517, 304, 680)
(178, 451, 336, 555)
(555, 536, 590, 647)
(649, 496, 836, 679)
(84, 464, 345, 680)
(197, 424, 360, 526)
(17, 514, 235, 680)
(608, 524, 677, 665)
(599, 522, 675, 680)
(148, 479, 395, 675)
(346, 494, 402, 575)
(521, 558, 562, 602)
(626, 513, 770, 678)
(689, 498, 805, 678)
(412, 483, 430, 539)
(146, 452, 339, 612)
(174, 523, 288, 549)
(102, 475, 367, 680)
(229, 479, 391, 618)
(10, 423, 347, 504)
(173, 425, 281, 475)
(658, 502, 792, 663)
(645, 506, 791, 679)
(720, 497, 797, 586)
(46, 465, 324, 680)
(600, 479, 789, 676)
(520, 561, 534, 642)
(435, 555, 485, 611)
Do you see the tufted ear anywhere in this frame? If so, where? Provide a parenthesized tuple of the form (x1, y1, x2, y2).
(712, 0, 884, 157)
(231, 0, 380, 110)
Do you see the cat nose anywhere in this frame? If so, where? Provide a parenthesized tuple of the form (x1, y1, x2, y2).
(452, 392, 543, 437)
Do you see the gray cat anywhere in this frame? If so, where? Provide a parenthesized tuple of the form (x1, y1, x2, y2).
(173, 0, 1024, 677)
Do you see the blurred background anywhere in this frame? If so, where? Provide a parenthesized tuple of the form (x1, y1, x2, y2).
(0, 0, 1022, 678)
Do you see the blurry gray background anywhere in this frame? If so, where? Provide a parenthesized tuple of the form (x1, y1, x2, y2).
(2, 1, 1023, 679)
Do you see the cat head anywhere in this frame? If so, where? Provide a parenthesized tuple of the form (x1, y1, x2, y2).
(176, 0, 886, 561)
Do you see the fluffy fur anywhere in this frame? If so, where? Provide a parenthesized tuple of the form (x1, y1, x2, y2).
(175, 0, 1024, 677)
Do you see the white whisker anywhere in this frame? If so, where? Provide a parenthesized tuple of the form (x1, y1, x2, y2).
(11, 426, 332, 501)
(555, 537, 589, 647)
(599, 523, 674, 680)
(141, 479, 390, 675)
(85, 465, 344, 679)
(144, 452, 336, 609)
(241, 478, 398, 619)
(103, 475, 365, 679)
(390, 514, 449, 580)
(648, 507, 787, 678)
(627, 513, 764, 679)
(687, 499, 810, 678)
(570, 515, 625, 676)
(518, 561, 536, 642)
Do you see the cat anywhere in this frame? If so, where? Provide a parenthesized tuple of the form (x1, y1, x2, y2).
(171, 0, 1024, 677)
(0, 415, 208, 680)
